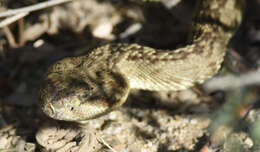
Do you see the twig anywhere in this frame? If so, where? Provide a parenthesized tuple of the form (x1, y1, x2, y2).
(3, 26, 18, 48)
(0, 0, 73, 18)
(0, 12, 28, 28)
(18, 17, 25, 46)
(203, 71, 260, 92)
(97, 136, 118, 152)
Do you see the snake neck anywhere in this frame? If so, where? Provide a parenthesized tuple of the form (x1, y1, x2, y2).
(109, 0, 245, 91)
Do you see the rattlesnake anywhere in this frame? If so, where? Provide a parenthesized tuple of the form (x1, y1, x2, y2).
(39, 0, 245, 122)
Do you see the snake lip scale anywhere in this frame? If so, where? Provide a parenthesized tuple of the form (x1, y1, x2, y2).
(39, 0, 245, 122)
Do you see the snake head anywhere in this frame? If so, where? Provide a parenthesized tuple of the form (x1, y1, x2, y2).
(39, 58, 130, 122)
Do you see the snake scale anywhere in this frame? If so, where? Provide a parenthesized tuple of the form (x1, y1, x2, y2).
(39, 0, 245, 122)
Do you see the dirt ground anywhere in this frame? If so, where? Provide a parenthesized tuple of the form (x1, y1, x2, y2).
(1, 0, 260, 151)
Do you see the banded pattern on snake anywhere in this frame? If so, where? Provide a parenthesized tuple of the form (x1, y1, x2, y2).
(39, 0, 245, 122)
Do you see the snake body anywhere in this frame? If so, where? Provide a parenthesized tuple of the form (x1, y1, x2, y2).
(39, 0, 245, 122)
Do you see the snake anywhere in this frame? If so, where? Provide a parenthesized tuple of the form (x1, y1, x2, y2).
(39, 0, 245, 122)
